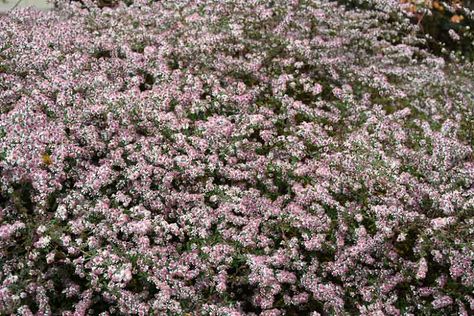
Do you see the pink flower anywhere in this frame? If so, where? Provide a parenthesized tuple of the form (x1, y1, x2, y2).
(432, 296, 453, 310)
(416, 258, 428, 280)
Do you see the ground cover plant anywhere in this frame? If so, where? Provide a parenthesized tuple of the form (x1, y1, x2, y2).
(0, 0, 473, 315)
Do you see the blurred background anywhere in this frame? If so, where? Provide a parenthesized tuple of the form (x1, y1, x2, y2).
(0, 0, 53, 12)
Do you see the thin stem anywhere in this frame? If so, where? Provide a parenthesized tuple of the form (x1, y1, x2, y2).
(9, 0, 23, 11)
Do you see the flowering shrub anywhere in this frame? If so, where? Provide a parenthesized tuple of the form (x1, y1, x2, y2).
(1, 0, 474, 315)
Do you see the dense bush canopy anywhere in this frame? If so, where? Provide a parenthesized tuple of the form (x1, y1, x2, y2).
(0, 0, 473, 315)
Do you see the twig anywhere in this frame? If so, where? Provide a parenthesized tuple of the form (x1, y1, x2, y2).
(9, 0, 23, 11)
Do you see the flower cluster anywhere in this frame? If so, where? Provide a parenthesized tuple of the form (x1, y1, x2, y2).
(0, 0, 473, 314)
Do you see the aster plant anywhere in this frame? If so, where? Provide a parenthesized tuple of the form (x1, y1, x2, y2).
(0, 0, 473, 315)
